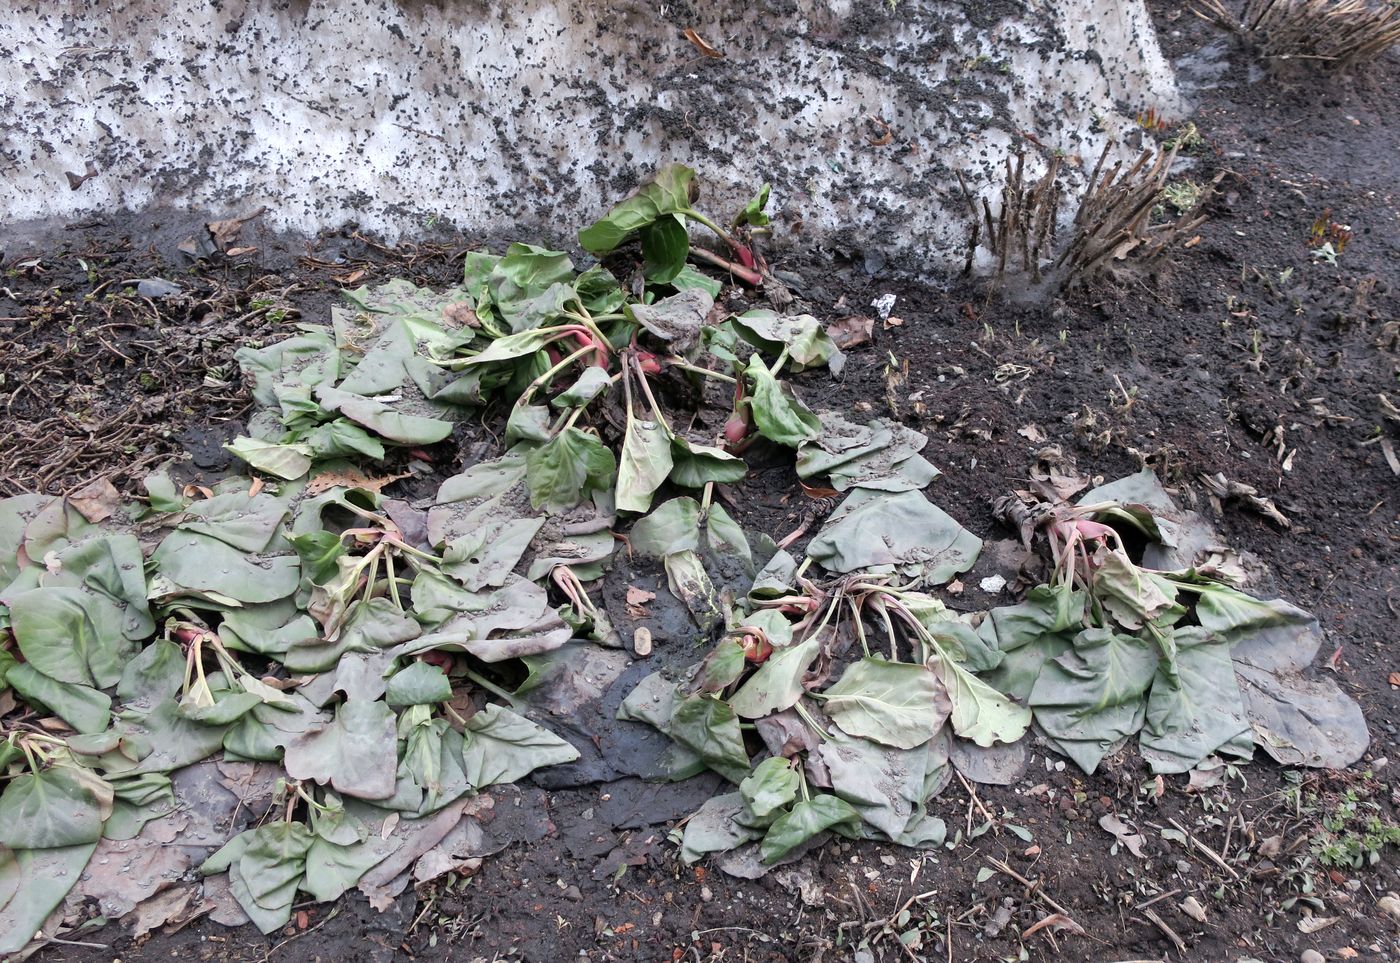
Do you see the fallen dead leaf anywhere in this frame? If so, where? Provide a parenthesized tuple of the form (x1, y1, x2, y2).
(1378, 893, 1400, 921)
(1297, 915, 1338, 934)
(882, 315, 904, 329)
(182, 483, 214, 500)
(1017, 424, 1048, 444)
(442, 302, 481, 328)
(1257, 835, 1282, 859)
(827, 314, 874, 350)
(1184, 235, 1203, 248)
(683, 27, 723, 58)
(1021, 912, 1085, 939)
(305, 468, 410, 497)
(866, 117, 893, 147)
(626, 586, 656, 607)
(207, 207, 267, 250)
(945, 579, 964, 595)
(1099, 813, 1147, 858)
(1380, 438, 1400, 477)
(225, 246, 258, 257)
(1179, 895, 1207, 923)
(1337, 947, 1359, 959)
(68, 477, 122, 523)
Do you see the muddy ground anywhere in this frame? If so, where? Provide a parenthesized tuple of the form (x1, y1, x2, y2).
(4, 4, 1399, 962)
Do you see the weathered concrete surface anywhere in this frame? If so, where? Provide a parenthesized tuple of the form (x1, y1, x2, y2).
(1, 0, 1181, 259)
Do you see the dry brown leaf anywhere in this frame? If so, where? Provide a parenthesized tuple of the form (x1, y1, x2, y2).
(68, 477, 122, 523)
(882, 315, 904, 329)
(1021, 913, 1085, 939)
(1179, 895, 1207, 923)
(305, 468, 410, 497)
(1380, 437, 1400, 477)
(1184, 235, 1203, 248)
(683, 27, 724, 58)
(207, 206, 267, 250)
(182, 483, 214, 500)
(626, 586, 657, 607)
(1098, 813, 1147, 858)
(225, 246, 258, 257)
(1389, 672, 1400, 687)
(442, 302, 481, 328)
(827, 314, 874, 350)
(247, 476, 265, 497)
(1017, 424, 1048, 444)
(1297, 915, 1338, 934)
(335, 268, 368, 285)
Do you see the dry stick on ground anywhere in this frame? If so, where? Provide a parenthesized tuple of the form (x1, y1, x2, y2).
(984, 856, 1084, 933)
(1194, 0, 1400, 69)
(1167, 817, 1243, 880)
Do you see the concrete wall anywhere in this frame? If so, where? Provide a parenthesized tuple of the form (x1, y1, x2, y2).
(0, 0, 1181, 259)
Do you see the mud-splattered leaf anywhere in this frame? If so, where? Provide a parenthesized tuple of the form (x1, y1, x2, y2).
(1028, 628, 1158, 772)
(818, 658, 946, 750)
(0, 764, 112, 849)
(739, 757, 800, 822)
(669, 695, 751, 784)
(760, 794, 861, 865)
(386, 662, 452, 707)
(807, 489, 981, 586)
(460, 705, 579, 789)
(524, 427, 617, 513)
(617, 415, 674, 514)
(283, 700, 398, 801)
(743, 359, 821, 448)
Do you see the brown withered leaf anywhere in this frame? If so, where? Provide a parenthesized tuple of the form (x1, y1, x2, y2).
(207, 207, 267, 250)
(442, 302, 481, 328)
(68, 477, 122, 523)
(827, 314, 874, 350)
(305, 468, 410, 497)
(683, 27, 724, 58)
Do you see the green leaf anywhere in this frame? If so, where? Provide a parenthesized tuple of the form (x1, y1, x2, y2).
(807, 489, 982, 586)
(5, 663, 111, 734)
(550, 366, 613, 408)
(760, 794, 861, 864)
(1139, 627, 1252, 774)
(817, 731, 938, 842)
(317, 387, 452, 445)
(116, 640, 186, 702)
(1094, 552, 1178, 631)
(670, 436, 748, 488)
(578, 164, 695, 254)
(0, 765, 112, 849)
(1028, 628, 1158, 773)
(739, 757, 800, 822)
(668, 695, 750, 784)
(628, 497, 701, 557)
(641, 216, 689, 283)
(731, 310, 842, 371)
(617, 415, 674, 514)
(524, 427, 617, 512)
(289, 530, 347, 584)
(459, 328, 561, 367)
(728, 633, 817, 720)
(283, 700, 399, 800)
(7, 587, 127, 688)
(505, 403, 553, 444)
(818, 658, 946, 749)
(743, 358, 821, 447)
(386, 661, 453, 706)
(797, 412, 938, 492)
(489, 244, 576, 331)
(152, 531, 300, 605)
(670, 265, 722, 299)
(931, 652, 1031, 748)
(664, 550, 723, 631)
(302, 420, 387, 460)
(0, 842, 99, 954)
(460, 704, 580, 789)
(700, 637, 749, 693)
(680, 792, 762, 863)
(736, 183, 771, 228)
(224, 437, 313, 479)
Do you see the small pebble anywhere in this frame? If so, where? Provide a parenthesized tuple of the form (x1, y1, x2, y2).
(700, 885, 713, 902)
(1301, 950, 1325, 963)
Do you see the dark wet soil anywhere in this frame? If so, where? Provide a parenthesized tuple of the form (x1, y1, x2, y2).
(11, 5, 1400, 961)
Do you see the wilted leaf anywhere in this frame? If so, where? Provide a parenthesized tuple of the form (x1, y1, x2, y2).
(283, 700, 398, 800)
(818, 658, 946, 750)
(0, 764, 113, 849)
(808, 489, 982, 586)
(760, 794, 861, 864)
(668, 695, 751, 784)
(460, 705, 579, 789)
